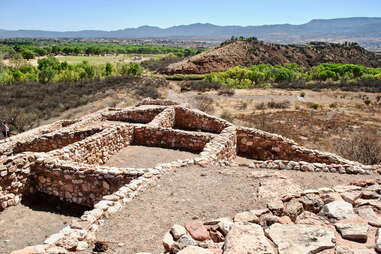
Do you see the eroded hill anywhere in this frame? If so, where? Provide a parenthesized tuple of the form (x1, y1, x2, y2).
(165, 39, 381, 74)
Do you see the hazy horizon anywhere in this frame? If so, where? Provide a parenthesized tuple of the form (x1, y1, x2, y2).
(1, 0, 381, 31)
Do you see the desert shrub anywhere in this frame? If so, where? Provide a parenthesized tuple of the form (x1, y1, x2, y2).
(180, 80, 221, 92)
(308, 103, 320, 110)
(300, 92, 306, 97)
(217, 86, 235, 96)
(220, 110, 234, 122)
(329, 102, 338, 108)
(333, 131, 381, 164)
(165, 74, 204, 81)
(267, 100, 291, 109)
(255, 102, 266, 110)
(364, 98, 371, 105)
(194, 96, 215, 114)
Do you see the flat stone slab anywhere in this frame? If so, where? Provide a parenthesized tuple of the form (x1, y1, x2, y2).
(357, 206, 381, 227)
(223, 224, 274, 254)
(266, 223, 335, 254)
(321, 201, 356, 220)
(334, 222, 369, 242)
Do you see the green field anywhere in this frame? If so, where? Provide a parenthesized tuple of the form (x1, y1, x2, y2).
(55, 54, 164, 65)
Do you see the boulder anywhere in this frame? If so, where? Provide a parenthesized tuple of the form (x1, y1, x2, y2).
(223, 224, 274, 254)
(334, 222, 369, 242)
(266, 223, 335, 254)
(321, 201, 355, 220)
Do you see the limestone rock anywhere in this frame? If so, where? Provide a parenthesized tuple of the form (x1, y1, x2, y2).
(335, 246, 374, 254)
(223, 224, 274, 254)
(171, 224, 187, 240)
(376, 228, 381, 252)
(321, 201, 355, 220)
(267, 200, 284, 216)
(233, 211, 259, 223)
(300, 193, 324, 213)
(163, 231, 175, 251)
(266, 223, 335, 254)
(357, 206, 381, 227)
(334, 222, 369, 242)
(284, 198, 303, 221)
(178, 246, 213, 254)
(185, 220, 210, 241)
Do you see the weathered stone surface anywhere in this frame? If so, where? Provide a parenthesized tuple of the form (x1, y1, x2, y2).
(300, 193, 324, 213)
(341, 191, 361, 204)
(46, 246, 68, 254)
(335, 246, 374, 254)
(267, 200, 284, 216)
(185, 220, 210, 241)
(233, 211, 259, 223)
(217, 218, 234, 236)
(376, 228, 381, 252)
(178, 246, 213, 254)
(295, 211, 329, 226)
(223, 224, 274, 254)
(266, 223, 335, 254)
(357, 206, 381, 228)
(321, 201, 355, 220)
(163, 231, 175, 251)
(284, 198, 303, 221)
(171, 224, 187, 240)
(334, 222, 369, 242)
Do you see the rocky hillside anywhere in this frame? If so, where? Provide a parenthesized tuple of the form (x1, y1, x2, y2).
(165, 39, 381, 74)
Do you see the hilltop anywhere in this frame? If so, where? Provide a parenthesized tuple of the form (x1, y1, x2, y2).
(165, 39, 381, 74)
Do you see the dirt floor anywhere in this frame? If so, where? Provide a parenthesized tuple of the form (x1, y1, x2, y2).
(0, 193, 90, 253)
(89, 159, 380, 254)
(105, 146, 196, 168)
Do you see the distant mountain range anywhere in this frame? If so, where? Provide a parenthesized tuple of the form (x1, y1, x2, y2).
(1, 17, 381, 49)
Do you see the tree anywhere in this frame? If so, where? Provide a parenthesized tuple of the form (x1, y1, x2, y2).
(38, 66, 55, 84)
(21, 49, 35, 60)
(105, 63, 113, 76)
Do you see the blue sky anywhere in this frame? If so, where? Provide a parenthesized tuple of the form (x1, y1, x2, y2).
(1, 0, 381, 31)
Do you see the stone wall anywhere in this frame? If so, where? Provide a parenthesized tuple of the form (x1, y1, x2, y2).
(199, 126, 237, 165)
(237, 127, 354, 165)
(103, 106, 166, 124)
(133, 125, 213, 153)
(31, 158, 143, 206)
(148, 107, 175, 128)
(12, 128, 102, 154)
(0, 153, 35, 210)
(174, 106, 231, 134)
(49, 125, 134, 165)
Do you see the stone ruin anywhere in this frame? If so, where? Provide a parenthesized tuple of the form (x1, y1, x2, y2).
(1, 98, 381, 253)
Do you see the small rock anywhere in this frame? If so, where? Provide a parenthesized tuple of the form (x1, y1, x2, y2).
(334, 222, 369, 242)
(267, 200, 284, 216)
(335, 246, 374, 254)
(321, 201, 355, 220)
(171, 224, 187, 240)
(76, 241, 88, 251)
(46, 247, 68, 254)
(376, 228, 381, 252)
(278, 216, 293, 224)
(217, 218, 234, 236)
(300, 194, 324, 213)
(284, 199, 303, 221)
(185, 220, 210, 241)
(233, 211, 259, 223)
(341, 191, 361, 204)
(209, 230, 224, 243)
(163, 231, 175, 251)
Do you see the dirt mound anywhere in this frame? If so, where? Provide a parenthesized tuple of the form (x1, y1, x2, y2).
(165, 39, 381, 74)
